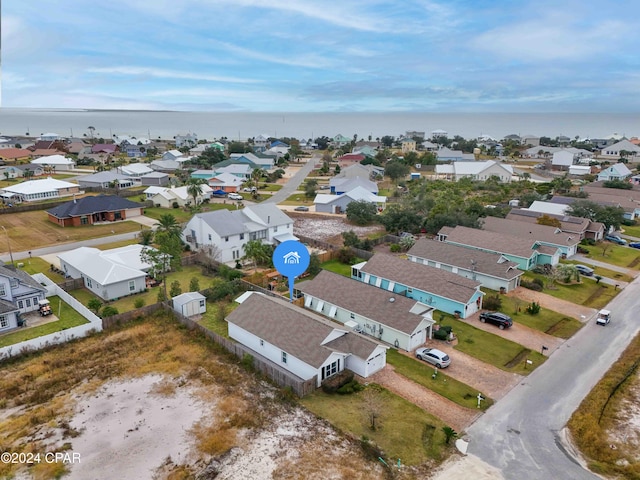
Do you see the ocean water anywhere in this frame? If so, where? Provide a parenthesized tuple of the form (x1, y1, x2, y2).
(0, 108, 637, 142)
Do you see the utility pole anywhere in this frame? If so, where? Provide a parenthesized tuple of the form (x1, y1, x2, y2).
(1, 225, 14, 267)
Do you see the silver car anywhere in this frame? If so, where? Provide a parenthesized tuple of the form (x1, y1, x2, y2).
(415, 347, 451, 368)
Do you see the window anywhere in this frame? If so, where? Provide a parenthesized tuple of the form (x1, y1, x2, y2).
(0, 284, 5, 296)
(86, 278, 92, 288)
(17, 300, 23, 309)
(260, 339, 264, 347)
(274, 226, 278, 232)
(350, 313, 355, 319)
(239, 233, 244, 240)
(225, 236, 229, 242)
(33, 297, 38, 305)
(208, 234, 212, 241)
(80, 216, 88, 225)
(281, 351, 287, 364)
(322, 360, 340, 380)
(129, 280, 135, 292)
(10, 279, 18, 289)
(199, 300, 205, 308)
(25, 299, 31, 307)
(0, 315, 8, 329)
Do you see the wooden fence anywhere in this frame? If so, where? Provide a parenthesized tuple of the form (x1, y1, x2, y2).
(101, 303, 166, 329)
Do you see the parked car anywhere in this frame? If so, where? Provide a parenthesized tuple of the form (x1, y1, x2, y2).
(415, 347, 451, 368)
(319, 185, 330, 190)
(243, 186, 257, 192)
(294, 206, 309, 212)
(575, 264, 594, 276)
(228, 193, 243, 200)
(605, 235, 627, 245)
(479, 311, 513, 330)
(629, 242, 640, 249)
(596, 309, 611, 326)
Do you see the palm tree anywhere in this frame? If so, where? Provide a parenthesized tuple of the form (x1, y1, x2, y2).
(186, 178, 207, 206)
(155, 213, 181, 237)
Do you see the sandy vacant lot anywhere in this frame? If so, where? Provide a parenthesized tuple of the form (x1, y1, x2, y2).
(292, 213, 385, 244)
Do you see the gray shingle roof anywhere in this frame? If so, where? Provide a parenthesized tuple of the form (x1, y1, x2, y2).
(46, 195, 143, 219)
(297, 270, 431, 335)
(441, 225, 536, 259)
(482, 217, 580, 247)
(0, 266, 46, 293)
(226, 293, 381, 368)
(198, 209, 247, 237)
(0, 298, 19, 314)
(359, 254, 480, 303)
(407, 239, 521, 280)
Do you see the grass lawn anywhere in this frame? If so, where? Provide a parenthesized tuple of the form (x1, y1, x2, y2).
(386, 349, 493, 410)
(197, 300, 241, 338)
(260, 184, 283, 192)
(620, 224, 640, 238)
(0, 296, 89, 348)
(282, 194, 313, 205)
(95, 239, 140, 250)
(562, 260, 634, 283)
(438, 314, 547, 375)
(142, 205, 235, 224)
(485, 290, 583, 339)
(69, 265, 214, 312)
(320, 259, 354, 277)
(522, 271, 620, 310)
(301, 384, 451, 465)
(0, 211, 142, 252)
(579, 244, 640, 269)
(16, 258, 66, 283)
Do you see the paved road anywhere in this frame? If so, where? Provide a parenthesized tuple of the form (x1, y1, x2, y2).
(265, 156, 319, 204)
(464, 273, 640, 479)
(572, 253, 638, 277)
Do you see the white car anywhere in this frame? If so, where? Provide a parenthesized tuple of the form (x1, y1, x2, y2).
(415, 347, 451, 368)
(228, 193, 243, 200)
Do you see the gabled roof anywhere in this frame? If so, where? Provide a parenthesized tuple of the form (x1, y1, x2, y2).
(297, 270, 434, 335)
(600, 162, 632, 177)
(442, 225, 537, 259)
(0, 298, 20, 315)
(481, 217, 579, 247)
(47, 195, 143, 219)
(120, 163, 153, 175)
(0, 265, 47, 293)
(189, 203, 292, 238)
(407, 239, 522, 280)
(31, 154, 74, 165)
(359, 254, 481, 304)
(0, 148, 32, 159)
(330, 176, 377, 192)
(227, 292, 381, 368)
(77, 171, 132, 184)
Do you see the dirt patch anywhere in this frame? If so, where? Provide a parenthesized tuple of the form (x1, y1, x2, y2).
(504, 348, 531, 369)
(292, 213, 386, 244)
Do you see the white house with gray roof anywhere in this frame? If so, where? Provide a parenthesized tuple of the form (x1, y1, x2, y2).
(407, 239, 523, 292)
(297, 270, 435, 351)
(435, 160, 513, 183)
(352, 254, 484, 319)
(314, 186, 387, 214)
(181, 203, 296, 264)
(226, 292, 387, 388)
(0, 266, 48, 332)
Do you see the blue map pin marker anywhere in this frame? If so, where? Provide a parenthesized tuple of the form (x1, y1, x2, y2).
(273, 240, 310, 302)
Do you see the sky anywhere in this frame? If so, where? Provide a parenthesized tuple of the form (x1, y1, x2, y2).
(2, 0, 640, 112)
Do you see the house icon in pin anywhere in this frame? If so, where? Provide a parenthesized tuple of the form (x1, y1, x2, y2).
(282, 251, 301, 264)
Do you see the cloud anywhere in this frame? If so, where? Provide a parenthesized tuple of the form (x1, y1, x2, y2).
(86, 67, 261, 84)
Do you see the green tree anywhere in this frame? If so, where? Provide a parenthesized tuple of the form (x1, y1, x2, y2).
(566, 200, 625, 231)
(305, 179, 318, 199)
(243, 240, 272, 268)
(138, 229, 154, 246)
(379, 206, 422, 234)
(227, 141, 249, 154)
(384, 160, 409, 183)
(155, 213, 181, 238)
(186, 178, 207, 206)
(88, 298, 103, 315)
(442, 426, 458, 445)
(101, 305, 119, 317)
(346, 200, 378, 225)
(170, 280, 182, 297)
(306, 253, 321, 276)
(341, 230, 360, 247)
(189, 277, 200, 292)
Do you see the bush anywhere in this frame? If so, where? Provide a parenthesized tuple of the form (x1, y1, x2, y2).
(433, 329, 449, 341)
(521, 280, 543, 291)
(172, 201, 179, 209)
(336, 380, 364, 394)
(337, 247, 355, 264)
(577, 246, 590, 254)
(526, 301, 541, 315)
(580, 238, 596, 246)
(101, 305, 119, 317)
(483, 294, 502, 311)
(389, 243, 401, 253)
(321, 370, 355, 394)
(133, 298, 146, 308)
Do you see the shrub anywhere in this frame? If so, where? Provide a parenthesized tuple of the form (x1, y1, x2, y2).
(336, 379, 364, 394)
(526, 301, 541, 315)
(133, 298, 146, 309)
(521, 280, 543, 291)
(172, 201, 179, 209)
(321, 370, 355, 394)
(389, 243, 401, 253)
(337, 247, 355, 264)
(483, 294, 502, 311)
(189, 277, 200, 292)
(101, 305, 119, 317)
(577, 246, 590, 254)
(433, 329, 449, 341)
(580, 238, 596, 246)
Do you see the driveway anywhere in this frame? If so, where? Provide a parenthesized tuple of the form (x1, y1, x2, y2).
(368, 365, 481, 432)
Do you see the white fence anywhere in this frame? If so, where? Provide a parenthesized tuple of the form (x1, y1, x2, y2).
(0, 273, 102, 361)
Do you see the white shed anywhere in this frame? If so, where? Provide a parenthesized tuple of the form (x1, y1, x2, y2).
(172, 292, 206, 317)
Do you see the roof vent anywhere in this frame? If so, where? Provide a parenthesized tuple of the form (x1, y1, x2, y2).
(389, 297, 395, 303)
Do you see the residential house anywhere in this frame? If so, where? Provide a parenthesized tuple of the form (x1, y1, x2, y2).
(119, 163, 154, 177)
(147, 184, 213, 208)
(401, 138, 417, 153)
(352, 145, 377, 158)
(162, 150, 184, 161)
(437, 225, 553, 270)
(334, 163, 384, 180)
(597, 163, 632, 181)
(314, 186, 387, 214)
(216, 164, 253, 180)
(436, 147, 464, 162)
(47, 195, 143, 227)
(329, 176, 378, 195)
(599, 139, 640, 160)
(76, 171, 135, 189)
(31, 148, 65, 158)
(182, 203, 296, 264)
(149, 159, 181, 173)
(551, 151, 575, 170)
(0, 165, 45, 179)
(31, 154, 76, 170)
(39, 133, 61, 141)
(431, 129, 448, 138)
(435, 160, 513, 183)
(0, 148, 33, 163)
(123, 143, 147, 158)
(407, 239, 523, 293)
(140, 171, 170, 186)
(0, 265, 48, 331)
(175, 134, 198, 148)
(226, 292, 387, 388)
(521, 135, 541, 147)
(481, 216, 580, 258)
(569, 165, 592, 176)
(337, 153, 365, 167)
(506, 207, 605, 242)
(551, 193, 640, 221)
(297, 270, 435, 352)
(191, 169, 218, 181)
(91, 144, 118, 155)
(66, 142, 90, 155)
(58, 245, 155, 301)
(351, 254, 484, 319)
(172, 292, 206, 317)
(253, 134, 270, 152)
(0, 178, 81, 203)
(207, 172, 243, 192)
(190, 142, 224, 155)
(230, 152, 274, 170)
(331, 134, 351, 148)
